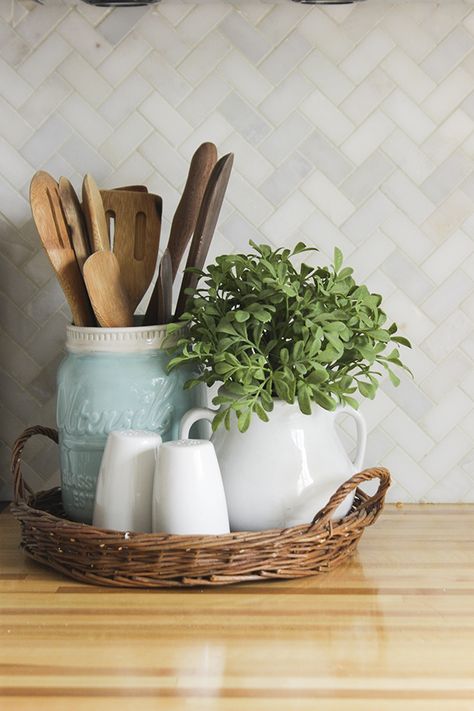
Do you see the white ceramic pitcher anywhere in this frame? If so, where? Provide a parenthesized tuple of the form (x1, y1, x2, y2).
(179, 401, 367, 531)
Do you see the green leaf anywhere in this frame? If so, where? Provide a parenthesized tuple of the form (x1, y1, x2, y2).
(297, 383, 312, 415)
(234, 310, 250, 323)
(312, 390, 337, 411)
(237, 410, 251, 433)
(333, 246, 343, 272)
(391, 335, 412, 348)
(307, 364, 329, 385)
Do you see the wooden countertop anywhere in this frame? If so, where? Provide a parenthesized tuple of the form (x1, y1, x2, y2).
(1, 504, 474, 710)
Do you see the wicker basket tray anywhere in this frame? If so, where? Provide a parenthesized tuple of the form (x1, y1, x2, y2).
(10, 426, 390, 588)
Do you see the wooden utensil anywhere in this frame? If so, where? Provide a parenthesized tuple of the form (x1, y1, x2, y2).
(175, 153, 234, 318)
(155, 250, 173, 325)
(83, 251, 134, 328)
(115, 185, 148, 192)
(29, 171, 95, 327)
(58, 177, 90, 274)
(82, 174, 109, 252)
(100, 189, 161, 312)
(143, 142, 217, 326)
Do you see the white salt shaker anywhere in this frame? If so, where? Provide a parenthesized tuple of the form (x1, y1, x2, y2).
(93, 430, 162, 533)
(152, 439, 230, 535)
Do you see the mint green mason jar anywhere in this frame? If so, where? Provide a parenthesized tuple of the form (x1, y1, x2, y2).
(56, 324, 204, 524)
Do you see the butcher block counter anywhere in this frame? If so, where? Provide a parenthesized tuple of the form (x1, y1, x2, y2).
(1, 504, 473, 710)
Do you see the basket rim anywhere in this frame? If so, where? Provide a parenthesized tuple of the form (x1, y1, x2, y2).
(11, 425, 391, 543)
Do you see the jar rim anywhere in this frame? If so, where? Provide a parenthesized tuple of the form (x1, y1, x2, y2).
(65, 323, 184, 353)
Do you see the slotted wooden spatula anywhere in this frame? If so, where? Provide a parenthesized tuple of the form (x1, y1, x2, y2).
(58, 177, 90, 274)
(175, 153, 234, 319)
(30, 171, 95, 327)
(100, 190, 162, 312)
(83, 251, 134, 328)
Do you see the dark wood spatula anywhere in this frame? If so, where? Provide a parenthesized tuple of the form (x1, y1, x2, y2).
(174, 153, 234, 319)
(144, 142, 217, 326)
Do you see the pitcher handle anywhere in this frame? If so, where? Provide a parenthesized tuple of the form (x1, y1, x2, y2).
(180, 407, 217, 440)
(336, 406, 367, 472)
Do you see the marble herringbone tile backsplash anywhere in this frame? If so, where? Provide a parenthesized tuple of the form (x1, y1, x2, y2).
(0, 0, 473, 501)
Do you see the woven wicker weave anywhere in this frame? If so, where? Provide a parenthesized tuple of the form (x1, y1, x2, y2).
(10, 425, 390, 588)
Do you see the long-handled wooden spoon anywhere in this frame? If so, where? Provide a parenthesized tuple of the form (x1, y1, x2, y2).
(82, 174, 109, 252)
(30, 171, 95, 327)
(155, 250, 173, 325)
(58, 177, 91, 274)
(83, 251, 134, 328)
(144, 142, 217, 325)
(174, 153, 234, 319)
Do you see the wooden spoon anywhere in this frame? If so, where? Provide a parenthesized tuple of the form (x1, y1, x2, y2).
(175, 153, 234, 318)
(82, 174, 109, 252)
(58, 177, 90, 274)
(144, 142, 217, 325)
(29, 171, 95, 327)
(83, 251, 134, 328)
(100, 189, 161, 312)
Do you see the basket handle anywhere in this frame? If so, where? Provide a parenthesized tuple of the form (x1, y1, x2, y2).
(311, 467, 391, 527)
(11, 426, 58, 505)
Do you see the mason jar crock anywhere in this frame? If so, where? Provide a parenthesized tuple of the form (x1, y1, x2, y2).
(56, 324, 204, 524)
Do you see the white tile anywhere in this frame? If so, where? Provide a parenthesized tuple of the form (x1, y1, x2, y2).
(346, 229, 395, 283)
(423, 193, 474, 245)
(301, 210, 355, 261)
(342, 191, 395, 244)
(260, 152, 312, 206)
(100, 112, 152, 168)
(421, 270, 474, 324)
(60, 94, 112, 149)
(139, 92, 193, 147)
(421, 350, 474, 402)
(178, 75, 230, 129)
(423, 67, 474, 123)
(300, 132, 352, 185)
(422, 109, 473, 164)
(340, 28, 394, 83)
(261, 191, 314, 244)
(381, 408, 434, 463)
(58, 53, 111, 108)
(381, 212, 434, 264)
(382, 249, 434, 303)
(218, 11, 272, 65)
(217, 51, 271, 107)
(258, 30, 312, 86)
(260, 113, 313, 167)
(422, 310, 473, 363)
(20, 74, 71, 129)
(302, 171, 354, 227)
(421, 149, 473, 204)
(226, 170, 273, 226)
(383, 90, 436, 144)
(382, 171, 435, 225)
(383, 289, 435, 345)
(259, 72, 313, 126)
(0, 55, 32, 108)
(340, 68, 394, 125)
(178, 30, 230, 85)
(422, 26, 473, 83)
(296, 9, 354, 63)
(219, 92, 271, 147)
(58, 11, 112, 68)
(383, 129, 436, 185)
(18, 33, 70, 88)
(301, 89, 354, 146)
(382, 48, 436, 103)
(99, 72, 152, 127)
(138, 51, 191, 107)
(99, 33, 151, 87)
(301, 49, 354, 104)
(341, 151, 394, 204)
(341, 111, 394, 165)
(424, 469, 472, 503)
(383, 448, 434, 501)
(423, 231, 474, 284)
(0, 136, 33, 189)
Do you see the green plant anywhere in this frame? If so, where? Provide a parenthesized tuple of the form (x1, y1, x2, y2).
(168, 242, 411, 432)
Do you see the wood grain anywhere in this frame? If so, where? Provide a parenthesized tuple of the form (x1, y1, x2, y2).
(83, 251, 133, 328)
(1, 505, 473, 710)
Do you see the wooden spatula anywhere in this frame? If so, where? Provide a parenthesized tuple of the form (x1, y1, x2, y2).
(58, 177, 90, 274)
(30, 171, 95, 327)
(143, 142, 217, 326)
(100, 190, 161, 312)
(83, 252, 134, 328)
(175, 153, 234, 319)
(82, 174, 109, 252)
